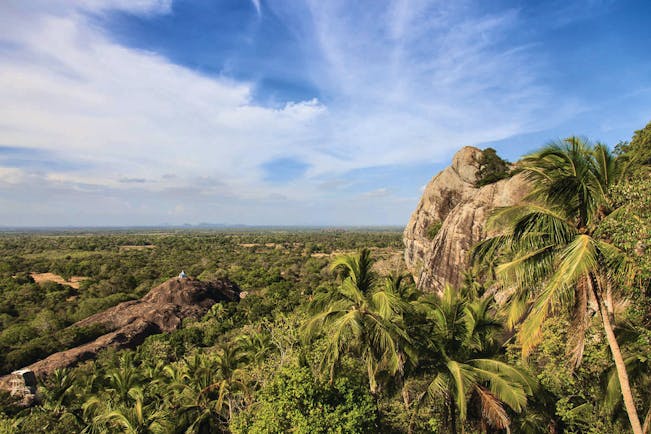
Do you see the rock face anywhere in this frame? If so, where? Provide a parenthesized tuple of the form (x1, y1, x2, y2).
(403, 146, 529, 292)
(0, 277, 239, 388)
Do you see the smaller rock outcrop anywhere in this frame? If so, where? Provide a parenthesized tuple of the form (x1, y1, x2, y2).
(404, 147, 529, 292)
(0, 277, 239, 389)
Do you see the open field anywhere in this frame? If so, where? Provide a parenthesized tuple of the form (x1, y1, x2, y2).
(30, 272, 88, 289)
(118, 245, 156, 251)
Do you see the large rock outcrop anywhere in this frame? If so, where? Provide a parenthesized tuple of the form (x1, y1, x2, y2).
(404, 147, 529, 292)
(1, 277, 239, 388)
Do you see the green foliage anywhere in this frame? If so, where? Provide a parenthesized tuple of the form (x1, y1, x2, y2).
(408, 284, 535, 432)
(508, 316, 629, 433)
(1, 122, 649, 433)
(0, 230, 402, 374)
(425, 221, 442, 240)
(473, 135, 650, 433)
(616, 119, 651, 176)
(475, 147, 511, 187)
(0, 230, 405, 432)
(303, 249, 415, 394)
(231, 364, 377, 434)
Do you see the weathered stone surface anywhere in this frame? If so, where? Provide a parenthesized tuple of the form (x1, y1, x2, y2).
(0, 277, 239, 388)
(403, 147, 529, 292)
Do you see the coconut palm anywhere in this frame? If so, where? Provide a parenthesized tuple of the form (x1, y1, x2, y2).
(602, 321, 651, 432)
(102, 388, 170, 434)
(303, 248, 415, 394)
(105, 365, 141, 404)
(414, 284, 534, 433)
(40, 368, 76, 413)
(385, 271, 420, 302)
(162, 355, 224, 433)
(236, 328, 273, 365)
(162, 348, 249, 433)
(473, 137, 644, 433)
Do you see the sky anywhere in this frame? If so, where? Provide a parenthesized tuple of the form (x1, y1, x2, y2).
(0, 0, 650, 227)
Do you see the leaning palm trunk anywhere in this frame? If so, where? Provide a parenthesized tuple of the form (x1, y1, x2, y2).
(472, 138, 646, 433)
(642, 406, 651, 434)
(591, 280, 643, 434)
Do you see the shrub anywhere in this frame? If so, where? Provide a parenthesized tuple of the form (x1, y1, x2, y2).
(231, 365, 377, 434)
(475, 148, 510, 187)
(425, 221, 442, 240)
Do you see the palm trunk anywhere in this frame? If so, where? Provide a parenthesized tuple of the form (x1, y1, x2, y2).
(592, 282, 643, 434)
(450, 399, 457, 434)
(642, 404, 651, 434)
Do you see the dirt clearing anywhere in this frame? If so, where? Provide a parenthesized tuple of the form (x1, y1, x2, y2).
(30, 273, 88, 289)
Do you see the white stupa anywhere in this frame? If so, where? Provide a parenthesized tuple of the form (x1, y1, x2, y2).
(178, 270, 187, 279)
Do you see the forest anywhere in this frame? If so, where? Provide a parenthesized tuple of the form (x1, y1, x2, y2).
(0, 120, 649, 433)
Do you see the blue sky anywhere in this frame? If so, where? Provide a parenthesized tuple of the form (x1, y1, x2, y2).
(0, 0, 650, 227)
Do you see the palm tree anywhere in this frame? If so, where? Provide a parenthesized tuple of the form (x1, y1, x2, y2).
(473, 137, 644, 433)
(40, 368, 76, 413)
(162, 354, 224, 433)
(602, 322, 651, 432)
(236, 328, 273, 365)
(414, 284, 534, 433)
(105, 365, 141, 404)
(39, 368, 86, 430)
(102, 388, 170, 434)
(302, 248, 415, 395)
(162, 348, 249, 433)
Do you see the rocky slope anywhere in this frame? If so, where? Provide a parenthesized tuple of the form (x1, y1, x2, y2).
(403, 146, 529, 292)
(1, 277, 240, 387)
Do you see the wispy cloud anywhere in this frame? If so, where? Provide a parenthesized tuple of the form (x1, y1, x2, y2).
(250, 0, 261, 17)
(1, 0, 622, 226)
(0, 2, 325, 194)
(360, 188, 391, 199)
(266, 0, 574, 175)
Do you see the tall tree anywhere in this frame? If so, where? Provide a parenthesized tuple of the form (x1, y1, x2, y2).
(102, 388, 170, 434)
(616, 119, 651, 176)
(473, 137, 644, 433)
(414, 284, 534, 433)
(302, 249, 415, 395)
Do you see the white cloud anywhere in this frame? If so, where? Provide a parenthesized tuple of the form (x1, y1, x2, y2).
(360, 188, 391, 198)
(265, 0, 577, 178)
(0, 2, 326, 199)
(250, 0, 262, 17)
(0, 167, 27, 185)
(0, 0, 580, 225)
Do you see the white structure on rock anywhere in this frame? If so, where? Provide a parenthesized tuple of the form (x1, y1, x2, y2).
(10, 369, 37, 398)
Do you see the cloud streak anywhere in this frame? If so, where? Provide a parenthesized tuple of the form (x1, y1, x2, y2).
(250, 0, 261, 17)
(0, 2, 325, 193)
(1, 0, 621, 226)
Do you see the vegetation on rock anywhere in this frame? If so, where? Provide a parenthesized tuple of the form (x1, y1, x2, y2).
(474, 147, 511, 187)
(425, 221, 442, 240)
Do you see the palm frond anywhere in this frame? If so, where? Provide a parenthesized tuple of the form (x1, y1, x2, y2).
(503, 286, 531, 329)
(330, 248, 375, 294)
(447, 360, 475, 422)
(567, 278, 590, 368)
(519, 235, 598, 356)
(427, 372, 449, 401)
(475, 385, 510, 429)
(469, 359, 531, 412)
(370, 288, 411, 319)
(471, 234, 511, 266)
